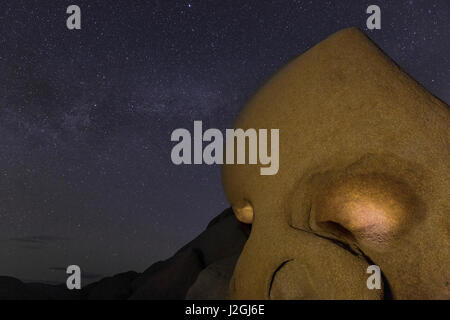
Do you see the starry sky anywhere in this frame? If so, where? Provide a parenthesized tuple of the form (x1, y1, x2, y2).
(0, 0, 448, 284)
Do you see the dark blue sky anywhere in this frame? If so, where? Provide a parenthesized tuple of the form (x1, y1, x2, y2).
(0, 0, 448, 283)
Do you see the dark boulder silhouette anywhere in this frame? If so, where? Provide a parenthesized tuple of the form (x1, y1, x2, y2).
(82, 271, 139, 300)
(186, 254, 240, 300)
(0, 276, 79, 300)
(0, 208, 249, 300)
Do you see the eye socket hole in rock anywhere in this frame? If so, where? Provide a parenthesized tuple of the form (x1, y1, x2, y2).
(310, 172, 425, 250)
(316, 221, 356, 242)
(288, 155, 427, 251)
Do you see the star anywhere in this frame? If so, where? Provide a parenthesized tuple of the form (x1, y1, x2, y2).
(0, 0, 447, 286)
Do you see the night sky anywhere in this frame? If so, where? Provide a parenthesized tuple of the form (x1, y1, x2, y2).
(0, 0, 448, 284)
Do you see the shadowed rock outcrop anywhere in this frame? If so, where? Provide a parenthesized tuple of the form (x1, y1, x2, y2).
(0, 208, 249, 300)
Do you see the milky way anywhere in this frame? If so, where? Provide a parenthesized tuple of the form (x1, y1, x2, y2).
(0, 0, 448, 283)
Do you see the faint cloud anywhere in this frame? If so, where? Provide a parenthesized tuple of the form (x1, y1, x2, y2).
(8, 235, 68, 249)
(49, 267, 103, 280)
